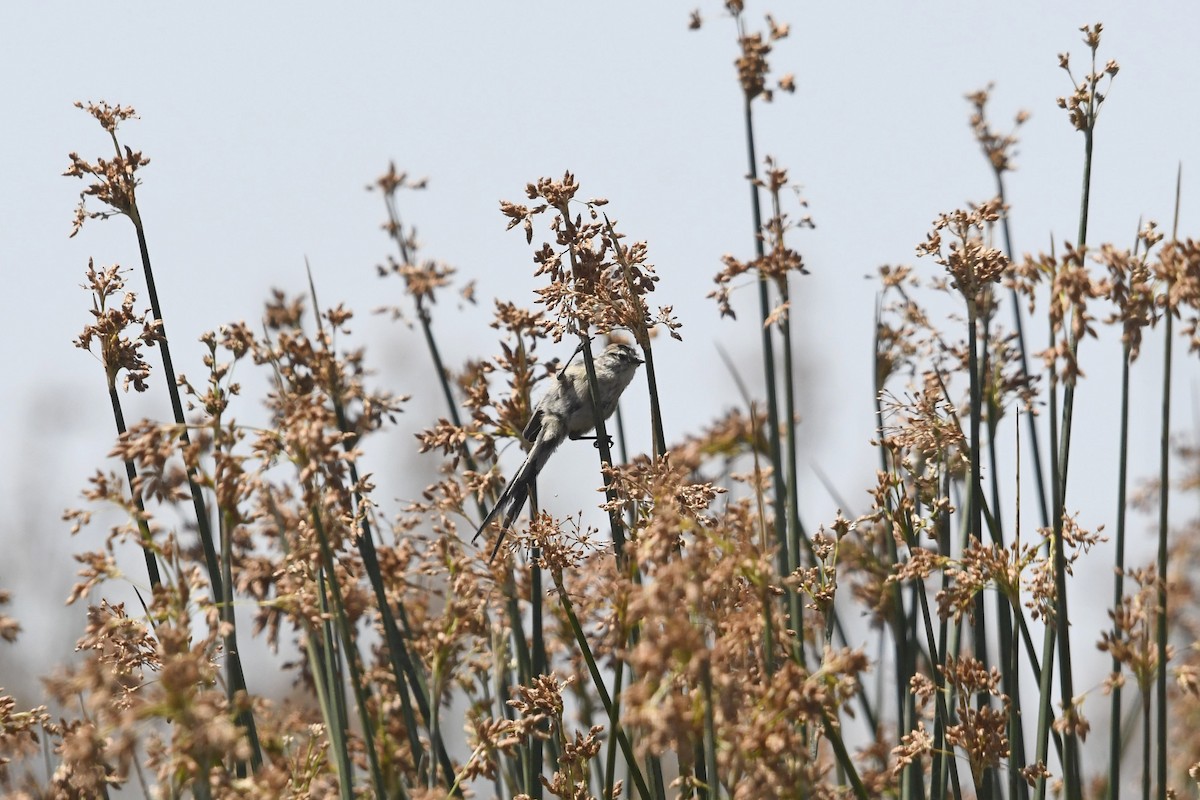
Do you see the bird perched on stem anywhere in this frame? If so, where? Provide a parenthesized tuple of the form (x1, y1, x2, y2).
(473, 341, 643, 560)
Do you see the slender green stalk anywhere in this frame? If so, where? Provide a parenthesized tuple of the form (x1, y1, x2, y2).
(311, 508, 388, 798)
(554, 208, 630, 562)
(569, 329, 667, 796)
(994, 178, 1051, 530)
(1050, 39, 1107, 793)
(603, 625, 627, 800)
(1034, 306, 1060, 800)
(1142, 687, 1151, 800)
(218, 504, 241, 776)
(1154, 295, 1172, 800)
(1106, 235, 1139, 800)
(820, 710, 868, 800)
(90, 117, 260, 766)
(380, 192, 483, 501)
(316, 570, 356, 800)
(552, 571, 653, 800)
(105, 383, 161, 589)
(130, 202, 262, 774)
(764, 181, 807, 668)
(380, 195, 533, 789)
(603, 214, 667, 459)
(1006, 410, 1027, 800)
(130, 220, 225, 603)
(304, 267, 455, 788)
(530, 545, 546, 800)
(1155, 165, 1182, 800)
(873, 300, 917, 766)
(741, 96, 789, 586)
(700, 661, 720, 799)
(981, 313, 1024, 798)
(963, 301, 996, 800)
(381, 189, 538, 786)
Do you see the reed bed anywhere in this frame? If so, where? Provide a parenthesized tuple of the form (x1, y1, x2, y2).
(2, 7, 1199, 799)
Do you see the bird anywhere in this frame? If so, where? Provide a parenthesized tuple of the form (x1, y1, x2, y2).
(472, 342, 643, 560)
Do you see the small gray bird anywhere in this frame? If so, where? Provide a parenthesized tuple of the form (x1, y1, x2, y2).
(473, 342, 643, 560)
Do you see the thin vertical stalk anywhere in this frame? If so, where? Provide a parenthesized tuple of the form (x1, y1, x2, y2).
(552, 571, 653, 800)
(129, 223, 225, 603)
(741, 97, 788, 577)
(382, 190, 539, 771)
(982, 342, 1025, 798)
(994, 178, 1051, 530)
(557, 206, 666, 794)
(1049, 64, 1100, 797)
(381, 194, 483, 499)
(219, 505, 240, 775)
(304, 269, 457, 789)
(1106, 243, 1138, 799)
(602, 622, 627, 800)
(383, 192, 539, 787)
(964, 303, 995, 800)
(700, 661, 720, 799)
(765, 179, 807, 667)
(1154, 297, 1172, 800)
(105, 384, 161, 589)
(873, 300, 916, 763)
(310, 509, 388, 798)
(1034, 307, 1060, 800)
(1142, 687, 1152, 800)
(530, 544, 546, 800)
(1155, 165, 1182, 800)
(1006, 410, 1027, 800)
(604, 215, 668, 460)
(125, 191, 260, 772)
(316, 571, 356, 800)
(92, 115, 258, 764)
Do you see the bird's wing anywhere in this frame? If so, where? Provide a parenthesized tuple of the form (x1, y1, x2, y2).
(522, 408, 544, 443)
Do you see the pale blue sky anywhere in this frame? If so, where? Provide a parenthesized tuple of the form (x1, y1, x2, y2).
(2, 2, 1198, 746)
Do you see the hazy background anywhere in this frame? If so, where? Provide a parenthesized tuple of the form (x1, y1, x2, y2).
(2, 0, 1199, 763)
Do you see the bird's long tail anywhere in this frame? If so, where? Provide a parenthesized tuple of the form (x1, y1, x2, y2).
(473, 428, 563, 561)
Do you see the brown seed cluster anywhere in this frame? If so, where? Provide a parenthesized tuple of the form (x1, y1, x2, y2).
(711, 157, 811, 323)
(63, 101, 149, 236)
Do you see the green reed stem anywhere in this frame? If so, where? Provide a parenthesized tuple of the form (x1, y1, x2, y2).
(603, 629, 627, 800)
(766, 189, 807, 672)
(381, 193, 484, 510)
(930, 365, 1069, 786)
(305, 269, 456, 789)
(128, 214, 224, 599)
(740, 97, 788, 580)
(981, 309, 1025, 799)
(570, 328, 666, 795)
(315, 569, 356, 800)
(310, 507, 387, 798)
(1050, 54, 1104, 795)
(105, 382, 161, 589)
(1155, 165, 1182, 800)
(109, 134, 260, 765)
(1142, 684, 1151, 800)
(1154, 301, 1172, 800)
(993, 178, 1051, 530)
(552, 571, 653, 800)
(1107, 275, 1137, 798)
(873, 300, 918, 764)
(604, 214, 667, 460)
(530, 545, 546, 800)
(1034, 301, 1060, 800)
